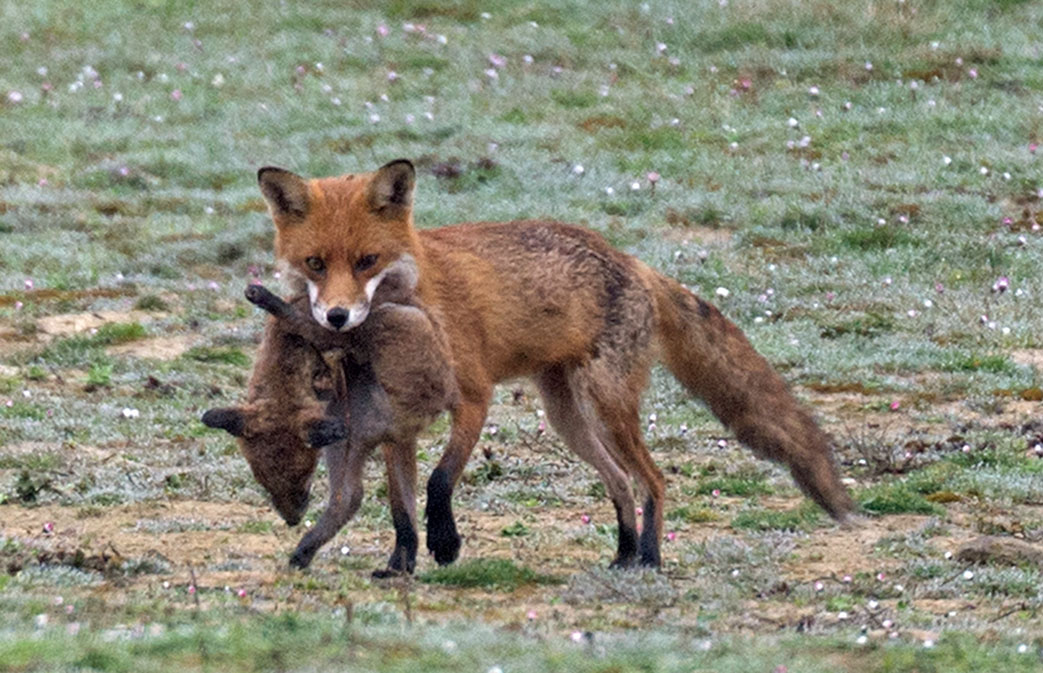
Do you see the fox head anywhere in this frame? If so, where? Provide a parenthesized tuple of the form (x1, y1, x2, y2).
(257, 159, 420, 332)
(201, 405, 344, 526)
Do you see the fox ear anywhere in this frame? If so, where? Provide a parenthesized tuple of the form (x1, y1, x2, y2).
(258, 167, 309, 220)
(367, 159, 415, 215)
(201, 407, 246, 437)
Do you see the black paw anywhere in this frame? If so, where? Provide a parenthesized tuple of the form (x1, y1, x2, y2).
(307, 417, 347, 448)
(289, 545, 317, 569)
(638, 533, 662, 569)
(378, 544, 416, 577)
(426, 520, 461, 566)
(638, 552, 662, 568)
(371, 567, 407, 579)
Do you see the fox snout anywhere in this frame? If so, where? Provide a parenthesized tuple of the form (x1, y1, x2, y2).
(321, 304, 369, 331)
(325, 307, 350, 330)
(306, 282, 371, 332)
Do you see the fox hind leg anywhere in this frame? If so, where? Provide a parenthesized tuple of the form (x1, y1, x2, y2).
(595, 399, 664, 568)
(535, 366, 640, 568)
(569, 298, 665, 567)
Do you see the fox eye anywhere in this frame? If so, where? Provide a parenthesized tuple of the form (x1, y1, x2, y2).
(305, 257, 325, 273)
(354, 254, 378, 272)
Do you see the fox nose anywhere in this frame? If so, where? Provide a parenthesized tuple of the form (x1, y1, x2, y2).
(326, 308, 349, 329)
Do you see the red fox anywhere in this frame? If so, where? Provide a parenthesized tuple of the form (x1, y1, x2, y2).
(255, 159, 855, 572)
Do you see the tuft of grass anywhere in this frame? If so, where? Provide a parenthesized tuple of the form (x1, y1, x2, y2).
(14, 470, 44, 503)
(858, 482, 946, 516)
(819, 313, 895, 339)
(184, 346, 250, 367)
(85, 362, 113, 388)
(92, 322, 146, 346)
(942, 353, 1017, 375)
(838, 224, 919, 251)
(418, 558, 561, 591)
(134, 294, 169, 312)
(731, 504, 821, 532)
(0, 401, 46, 421)
(500, 521, 531, 537)
(550, 88, 599, 109)
(236, 520, 274, 534)
(667, 505, 719, 524)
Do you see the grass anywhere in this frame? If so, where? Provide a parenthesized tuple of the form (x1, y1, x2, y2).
(1, 0, 1043, 669)
(0, 614, 1039, 673)
(858, 483, 946, 516)
(418, 558, 561, 591)
(183, 346, 251, 368)
(731, 503, 822, 532)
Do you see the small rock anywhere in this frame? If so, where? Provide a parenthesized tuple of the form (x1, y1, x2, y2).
(957, 536, 1043, 567)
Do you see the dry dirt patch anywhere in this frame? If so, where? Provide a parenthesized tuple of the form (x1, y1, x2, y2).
(1011, 349, 1043, 372)
(35, 310, 162, 340)
(108, 335, 195, 361)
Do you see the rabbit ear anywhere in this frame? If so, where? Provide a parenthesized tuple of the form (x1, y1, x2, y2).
(201, 407, 247, 437)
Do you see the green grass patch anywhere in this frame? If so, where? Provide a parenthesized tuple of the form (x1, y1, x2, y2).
(0, 452, 60, 471)
(184, 346, 250, 368)
(31, 322, 144, 367)
(667, 505, 720, 524)
(418, 558, 561, 591)
(838, 224, 919, 251)
(92, 322, 146, 346)
(85, 362, 113, 387)
(0, 401, 46, 421)
(857, 483, 946, 516)
(236, 520, 274, 535)
(731, 504, 822, 532)
(941, 354, 1017, 375)
(550, 88, 599, 109)
(134, 294, 169, 312)
(500, 520, 531, 537)
(819, 313, 896, 340)
(0, 615, 1040, 673)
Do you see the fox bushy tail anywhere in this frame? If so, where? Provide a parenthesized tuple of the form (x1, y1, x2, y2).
(652, 274, 855, 521)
